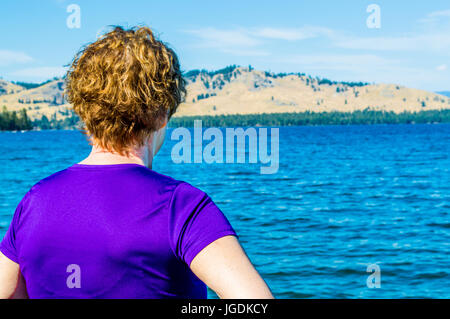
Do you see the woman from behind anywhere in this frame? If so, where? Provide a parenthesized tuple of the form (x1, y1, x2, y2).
(0, 26, 273, 299)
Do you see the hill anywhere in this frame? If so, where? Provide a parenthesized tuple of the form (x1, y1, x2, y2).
(0, 79, 25, 96)
(1, 66, 449, 122)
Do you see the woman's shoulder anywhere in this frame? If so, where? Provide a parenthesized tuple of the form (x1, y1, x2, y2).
(137, 168, 206, 198)
(130, 167, 208, 201)
(26, 167, 71, 196)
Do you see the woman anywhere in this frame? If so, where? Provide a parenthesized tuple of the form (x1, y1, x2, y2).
(0, 26, 273, 299)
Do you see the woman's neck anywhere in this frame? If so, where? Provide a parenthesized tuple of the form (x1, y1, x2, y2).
(78, 145, 152, 168)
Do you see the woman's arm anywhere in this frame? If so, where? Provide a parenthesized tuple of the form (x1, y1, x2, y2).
(190, 236, 274, 299)
(0, 252, 28, 299)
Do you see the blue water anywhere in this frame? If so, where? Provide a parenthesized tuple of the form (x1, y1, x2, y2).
(1, 124, 449, 298)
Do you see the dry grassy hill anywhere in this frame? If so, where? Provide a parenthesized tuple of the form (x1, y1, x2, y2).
(0, 79, 25, 96)
(1, 66, 449, 121)
(0, 79, 70, 120)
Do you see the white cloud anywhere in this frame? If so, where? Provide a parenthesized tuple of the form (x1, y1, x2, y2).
(0, 50, 33, 66)
(185, 27, 261, 49)
(220, 49, 271, 57)
(283, 54, 396, 72)
(428, 9, 450, 18)
(419, 9, 450, 23)
(184, 26, 334, 56)
(334, 34, 450, 53)
(11, 66, 67, 79)
(251, 26, 333, 41)
(329, 10, 450, 53)
(186, 22, 450, 56)
(436, 64, 447, 71)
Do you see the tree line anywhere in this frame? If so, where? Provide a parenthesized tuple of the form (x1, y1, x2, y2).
(169, 109, 450, 128)
(2, 107, 450, 131)
(0, 106, 33, 131)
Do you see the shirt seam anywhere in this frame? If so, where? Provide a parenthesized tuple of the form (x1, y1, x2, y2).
(68, 164, 147, 170)
(0, 244, 18, 264)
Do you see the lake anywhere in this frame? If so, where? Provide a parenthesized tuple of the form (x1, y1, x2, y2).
(1, 124, 449, 298)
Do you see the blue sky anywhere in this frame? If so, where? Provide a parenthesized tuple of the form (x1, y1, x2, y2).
(0, 0, 449, 91)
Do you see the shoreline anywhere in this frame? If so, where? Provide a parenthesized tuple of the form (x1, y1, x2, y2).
(2, 121, 450, 133)
(1, 109, 450, 131)
(169, 109, 450, 128)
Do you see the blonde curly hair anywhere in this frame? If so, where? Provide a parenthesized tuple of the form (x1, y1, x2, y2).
(65, 26, 186, 156)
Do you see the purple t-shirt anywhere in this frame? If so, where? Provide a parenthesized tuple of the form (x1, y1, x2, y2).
(0, 164, 237, 299)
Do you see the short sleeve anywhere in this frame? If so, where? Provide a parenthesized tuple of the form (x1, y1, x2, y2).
(0, 194, 29, 264)
(168, 182, 238, 267)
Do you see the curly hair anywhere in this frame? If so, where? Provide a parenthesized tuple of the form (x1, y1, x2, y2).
(65, 26, 186, 156)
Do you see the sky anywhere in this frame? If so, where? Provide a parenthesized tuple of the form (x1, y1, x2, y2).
(0, 0, 449, 91)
